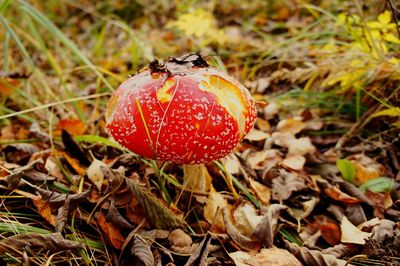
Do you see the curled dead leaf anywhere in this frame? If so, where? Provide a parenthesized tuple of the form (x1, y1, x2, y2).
(222, 208, 260, 251)
(253, 204, 287, 248)
(285, 240, 348, 266)
(282, 154, 306, 170)
(168, 229, 192, 250)
(245, 149, 282, 170)
(263, 102, 279, 119)
(183, 164, 211, 193)
(272, 170, 307, 202)
(204, 189, 228, 232)
(0, 233, 81, 255)
(130, 236, 154, 266)
(249, 179, 271, 205)
(233, 203, 263, 237)
(32, 198, 57, 226)
(287, 137, 316, 156)
(86, 158, 107, 190)
(223, 153, 241, 175)
(324, 186, 362, 204)
(277, 117, 305, 135)
(56, 118, 86, 136)
(230, 247, 302, 266)
(340, 216, 372, 245)
(97, 211, 125, 249)
(244, 128, 270, 141)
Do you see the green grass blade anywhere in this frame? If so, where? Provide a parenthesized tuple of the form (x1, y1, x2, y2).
(3, 31, 10, 71)
(74, 134, 127, 151)
(19, 0, 114, 92)
(0, 221, 51, 234)
(0, 0, 12, 14)
(0, 14, 53, 94)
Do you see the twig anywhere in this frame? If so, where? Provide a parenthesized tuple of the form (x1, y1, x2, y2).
(387, 0, 400, 39)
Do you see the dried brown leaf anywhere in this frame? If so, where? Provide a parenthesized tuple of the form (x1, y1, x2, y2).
(244, 128, 270, 141)
(277, 117, 305, 135)
(271, 132, 295, 147)
(29, 122, 50, 142)
(0, 233, 81, 255)
(249, 179, 271, 205)
(168, 229, 192, 249)
(320, 222, 341, 246)
(305, 119, 324, 131)
(230, 248, 302, 266)
(348, 154, 386, 186)
(365, 190, 392, 218)
(86, 158, 107, 190)
(34, 185, 91, 208)
(222, 208, 260, 251)
(223, 153, 241, 175)
(323, 243, 359, 258)
(288, 197, 319, 226)
(130, 236, 154, 266)
(233, 203, 263, 237)
(340, 216, 372, 245)
(287, 137, 316, 156)
(263, 102, 279, 119)
(61, 129, 90, 167)
(285, 240, 347, 266)
(183, 164, 211, 193)
(55, 197, 70, 232)
(282, 154, 306, 170)
(246, 149, 282, 170)
(32, 198, 57, 226)
(253, 204, 287, 248)
(56, 150, 87, 176)
(331, 176, 372, 205)
(370, 219, 396, 243)
(345, 204, 366, 225)
(97, 211, 125, 249)
(125, 177, 186, 230)
(272, 170, 307, 202)
(204, 189, 228, 232)
(57, 119, 86, 136)
(5, 159, 52, 189)
(324, 186, 362, 204)
(107, 200, 135, 230)
(184, 232, 212, 266)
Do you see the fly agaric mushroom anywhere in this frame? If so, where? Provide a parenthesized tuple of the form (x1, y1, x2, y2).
(105, 54, 257, 164)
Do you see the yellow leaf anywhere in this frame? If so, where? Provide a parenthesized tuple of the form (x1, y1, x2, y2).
(377, 10, 392, 26)
(367, 21, 383, 29)
(383, 33, 400, 44)
(167, 8, 227, 44)
(353, 162, 382, 186)
(371, 107, 400, 118)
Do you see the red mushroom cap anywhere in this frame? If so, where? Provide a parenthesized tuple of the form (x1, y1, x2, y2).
(105, 54, 257, 164)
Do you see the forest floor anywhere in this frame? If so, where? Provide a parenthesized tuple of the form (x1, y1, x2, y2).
(0, 1, 399, 265)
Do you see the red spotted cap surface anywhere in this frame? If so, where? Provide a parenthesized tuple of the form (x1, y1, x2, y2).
(105, 54, 257, 164)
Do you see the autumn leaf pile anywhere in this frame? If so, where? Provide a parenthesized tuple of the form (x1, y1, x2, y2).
(0, 1, 399, 265)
